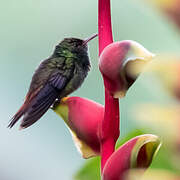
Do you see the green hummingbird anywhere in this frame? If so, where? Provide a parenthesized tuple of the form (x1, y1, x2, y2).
(8, 34, 97, 129)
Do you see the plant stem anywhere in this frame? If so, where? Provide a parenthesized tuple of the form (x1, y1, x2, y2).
(101, 85, 120, 170)
(98, 0, 113, 55)
(98, 0, 120, 172)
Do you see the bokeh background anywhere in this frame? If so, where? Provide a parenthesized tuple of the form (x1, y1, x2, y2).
(1, 0, 180, 179)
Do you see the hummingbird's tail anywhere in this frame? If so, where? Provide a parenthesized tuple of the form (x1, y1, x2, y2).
(8, 83, 59, 129)
(8, 104, 27, 128)
(20, 85, 59, 129)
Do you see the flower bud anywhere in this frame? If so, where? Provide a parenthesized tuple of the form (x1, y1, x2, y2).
(99, 40, 154, 98)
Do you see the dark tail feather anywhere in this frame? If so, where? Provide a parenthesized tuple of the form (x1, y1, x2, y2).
(8, 104, 27, 128)
(19, 84, 59, 129)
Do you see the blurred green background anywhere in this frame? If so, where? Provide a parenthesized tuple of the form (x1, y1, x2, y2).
(1, 0, 180, 179)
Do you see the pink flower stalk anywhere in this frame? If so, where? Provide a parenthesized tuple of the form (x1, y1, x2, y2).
(98, 0, 120, 171)
(102, 135, 161, 180)
(98, 0, 154, 171)
(53, 97, 104, 158)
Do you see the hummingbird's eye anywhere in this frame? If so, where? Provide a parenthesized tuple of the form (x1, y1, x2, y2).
(73, 42, 81, 48)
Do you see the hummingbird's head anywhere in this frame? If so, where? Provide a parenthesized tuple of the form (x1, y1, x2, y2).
(61, 38, 87, 54)
(54, 34, 98, 58)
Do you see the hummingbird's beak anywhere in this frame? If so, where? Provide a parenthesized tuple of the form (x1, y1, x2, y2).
(82, 33, 98, 46)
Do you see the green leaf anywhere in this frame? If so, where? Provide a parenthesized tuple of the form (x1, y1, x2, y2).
(150, 144, 180, 174)
(74, 157, 101, 180)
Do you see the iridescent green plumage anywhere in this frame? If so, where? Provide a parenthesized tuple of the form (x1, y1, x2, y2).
(9, 35, 97, 129)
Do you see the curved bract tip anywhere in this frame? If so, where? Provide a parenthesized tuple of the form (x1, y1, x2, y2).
(99, 40, 154, 98)
(53, 96, 104, 159)
(102, 134, 161, 180)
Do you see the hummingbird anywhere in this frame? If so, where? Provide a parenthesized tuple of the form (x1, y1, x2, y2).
(8, 34, 98, 129)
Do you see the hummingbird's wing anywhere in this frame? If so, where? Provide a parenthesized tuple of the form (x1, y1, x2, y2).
(19, 72, 69, 129)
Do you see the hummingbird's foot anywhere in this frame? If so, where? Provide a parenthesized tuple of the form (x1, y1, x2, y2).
(51, 99, 61, 110)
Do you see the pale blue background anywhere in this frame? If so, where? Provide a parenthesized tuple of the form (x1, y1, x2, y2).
(0, 0, 180, 179)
